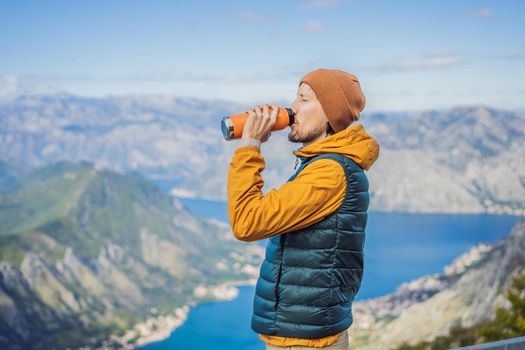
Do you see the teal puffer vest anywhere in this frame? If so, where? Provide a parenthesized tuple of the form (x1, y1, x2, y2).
(251, 152, 369, 339)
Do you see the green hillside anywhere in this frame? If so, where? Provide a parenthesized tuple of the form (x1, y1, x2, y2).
(0, 160, 261, 350)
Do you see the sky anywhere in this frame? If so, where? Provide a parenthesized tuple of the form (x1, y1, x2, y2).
(1, 0, 524, 112)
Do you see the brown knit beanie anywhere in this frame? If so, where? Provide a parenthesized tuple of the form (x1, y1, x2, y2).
(299, 68, 366, 133)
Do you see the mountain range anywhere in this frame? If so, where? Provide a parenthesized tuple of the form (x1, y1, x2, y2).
(1, 158, 523, 349)
(0, 160, 263, 350)
(348, 219, 525, 349)
(1, 94, 524, 215)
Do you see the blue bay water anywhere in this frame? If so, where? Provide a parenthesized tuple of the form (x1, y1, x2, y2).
(137, 285, 260, 350)
(138, 196, 523, 350)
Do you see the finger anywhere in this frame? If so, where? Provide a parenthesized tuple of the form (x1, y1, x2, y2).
(255, 105, 262, 118)
(262, 104, 270, 122)
(270, 104, 279, 122)
(244, 109, 253, 126)
(242, 110, 255, 137)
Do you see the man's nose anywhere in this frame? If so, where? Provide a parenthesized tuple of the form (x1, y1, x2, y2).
(291, 101, 298, 115)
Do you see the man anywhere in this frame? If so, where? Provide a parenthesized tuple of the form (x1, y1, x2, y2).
(228, 68, 380, 349)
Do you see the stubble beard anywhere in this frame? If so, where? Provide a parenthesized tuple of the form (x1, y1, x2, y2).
(288, 125, 325, 144)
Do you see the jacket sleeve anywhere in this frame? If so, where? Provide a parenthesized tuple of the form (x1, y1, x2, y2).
(227, 146, 346, 242)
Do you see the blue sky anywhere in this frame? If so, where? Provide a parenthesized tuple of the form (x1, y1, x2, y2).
(1, 0, 524, 112)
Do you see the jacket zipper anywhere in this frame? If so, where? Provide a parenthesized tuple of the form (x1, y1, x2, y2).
(275, 234, 286, 310)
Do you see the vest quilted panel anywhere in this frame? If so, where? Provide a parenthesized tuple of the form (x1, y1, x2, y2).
(252, 153, 369, 339)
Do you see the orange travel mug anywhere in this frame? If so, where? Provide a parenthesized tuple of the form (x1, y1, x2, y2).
(221, 107, 295, 141)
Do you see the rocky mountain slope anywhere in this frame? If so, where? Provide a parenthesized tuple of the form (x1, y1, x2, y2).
(0, 160, 263, 350)
(0, 94, 523, 215)
(348, 219, 525, 349)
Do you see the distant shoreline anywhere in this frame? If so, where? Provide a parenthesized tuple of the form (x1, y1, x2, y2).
(97, 278, 257, 350)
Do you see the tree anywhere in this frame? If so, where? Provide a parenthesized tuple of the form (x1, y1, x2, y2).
(480, 273, 525, 341)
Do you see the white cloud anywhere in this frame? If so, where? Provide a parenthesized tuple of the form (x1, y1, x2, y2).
(18, 71, 230, 85)
(303, 0, 343, 8)
(170, 187, 197, 199)
(363, 54, 464, 73)
(304, 21, 326, 32)
(397, 55, 463, 69)
(19, 70, 300, 86)
(0, 75, 19, 97)
(478, 53, 525, 61)
(470, 8, 493, 20)
(228, 11, 265, 23)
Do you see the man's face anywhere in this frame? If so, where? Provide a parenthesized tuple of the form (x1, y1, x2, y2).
(288, 82, 330, 144)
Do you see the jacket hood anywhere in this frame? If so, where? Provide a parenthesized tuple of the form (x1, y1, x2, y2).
(292, 124, 380, 171)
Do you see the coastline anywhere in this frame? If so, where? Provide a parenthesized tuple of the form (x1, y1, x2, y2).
(96, 278, 257, 350)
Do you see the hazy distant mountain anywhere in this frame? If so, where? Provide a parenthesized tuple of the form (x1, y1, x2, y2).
(1, 94, 524, 215)
(0, 160, 26, 196)
(0, 160, 263, 350)
(348, 219, 525, 349)
(366, 105, 525, 215)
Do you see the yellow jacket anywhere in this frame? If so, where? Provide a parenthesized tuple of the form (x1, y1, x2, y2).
(228, 124, 380, 347)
